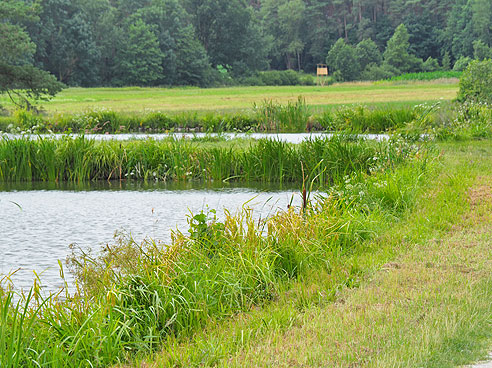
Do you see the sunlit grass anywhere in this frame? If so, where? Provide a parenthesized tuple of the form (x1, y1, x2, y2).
(0, 81, 458, 115)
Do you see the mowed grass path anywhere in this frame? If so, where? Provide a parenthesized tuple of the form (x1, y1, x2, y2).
(4, 80, 458, 114)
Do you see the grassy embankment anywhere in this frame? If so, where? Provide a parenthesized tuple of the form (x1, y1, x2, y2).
(0, 134, 432, 367)
(147, 140, 492, 368)
(0, 81, 458, 134)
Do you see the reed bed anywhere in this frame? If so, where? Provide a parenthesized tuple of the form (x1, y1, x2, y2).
(0, 135, 413, 184)
(317, 105, 418, 133)
(0, 139, 433, 366)
(1, 100, 436, 135)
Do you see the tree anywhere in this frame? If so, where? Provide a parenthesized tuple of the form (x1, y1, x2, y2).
(185, 0, 269, 75)
(28, 0, 101, 86)
(472, 0, 492, 44)
(0, 0, 63, 109)
(326, 38, 360, 81)
(442, 51, 452, 70)
(112, 19, 163, 86)
(404, 13, 442, 60)
(277, 0, 306, 70)
(139, 0, 211, 86)
(356, 38, 382, 71)
(473, 40, 492, 60)
(261, 0, 306, 70)
(383, 24, 423, 73)
(442, 0, 475, 60)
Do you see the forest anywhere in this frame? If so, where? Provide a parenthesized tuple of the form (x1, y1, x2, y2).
(2, 0, 492, 87)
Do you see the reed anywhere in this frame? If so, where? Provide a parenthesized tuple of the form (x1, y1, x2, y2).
(317, 105, 418, 133)
(3, 101, 462, 136)
(253, 97, 310, 132)
(0, 135, 414, 184)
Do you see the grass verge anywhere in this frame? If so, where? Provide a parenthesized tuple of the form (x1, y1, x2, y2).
(146, 141, 492, 367)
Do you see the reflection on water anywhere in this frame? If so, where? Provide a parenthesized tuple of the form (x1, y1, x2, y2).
(0, 181, 302, 293)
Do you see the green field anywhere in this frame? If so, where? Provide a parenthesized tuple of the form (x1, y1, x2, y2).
(0, 80, 459, 115)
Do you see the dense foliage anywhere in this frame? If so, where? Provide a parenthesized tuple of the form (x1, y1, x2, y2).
(5, 0, 492, 86)
(0, 0, 64, 109)
(457, 59, 492, 104)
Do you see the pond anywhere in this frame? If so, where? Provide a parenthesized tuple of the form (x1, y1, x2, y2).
(0, 182, 302, 294)
(2, 132, 389, 143)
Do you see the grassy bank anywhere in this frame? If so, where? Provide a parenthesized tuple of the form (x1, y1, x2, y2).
(0, 100, 423, 134)
(0, 135, 413, 183)
(0, 135, 430, 367)
(2, 99, 491, 138)
(148, 141, 492, 367)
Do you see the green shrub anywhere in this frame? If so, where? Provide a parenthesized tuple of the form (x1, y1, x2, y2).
(239, 75, 265, 86)
(360, 63, 398, 81)
(299, 74, 315, 86)
(453, 56, 472, 72)
(258, 70, 306, 86)
(457, 59, 492, 104)
(422, 57, 440, 72)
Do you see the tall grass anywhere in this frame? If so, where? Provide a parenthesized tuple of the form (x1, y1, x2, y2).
(0, 140, 432, 366)
(396, 101, 492, 141)
(253, 97, 310, 132)
(317, 105, 418, 133)
(0, 135, 413, 183)
(388, 71, 462, 81)
(2, 100, 463, 135)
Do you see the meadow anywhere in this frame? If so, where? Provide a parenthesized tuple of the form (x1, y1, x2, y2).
(0, 80, 458, 115)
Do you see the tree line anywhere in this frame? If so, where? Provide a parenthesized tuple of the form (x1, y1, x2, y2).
(2, 0, 492, 88)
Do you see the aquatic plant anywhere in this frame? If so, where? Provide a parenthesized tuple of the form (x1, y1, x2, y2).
(0, 135, 415, 184)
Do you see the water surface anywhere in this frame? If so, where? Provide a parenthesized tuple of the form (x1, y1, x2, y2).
(2, 132, 389, 143)
(0, 181, 301, 293)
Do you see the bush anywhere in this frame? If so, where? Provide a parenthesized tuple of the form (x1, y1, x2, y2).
(239, 75, 265, 86)
(259, 70, 283, 85)
(388, 71, 462, 82)
(453, 56, 472, 72)
(422, 57, 440, 72)
(457, 59, 492, 104)
(299, 74, 315, 85)
(259, 70, 306, 86)
(360, 63, 398, 81)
